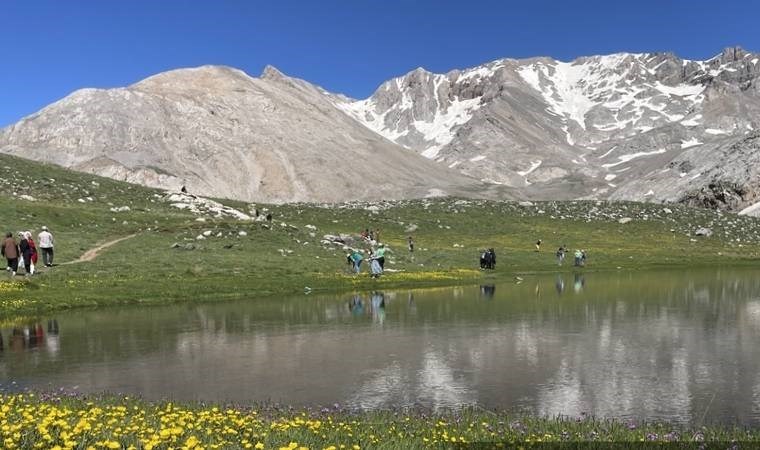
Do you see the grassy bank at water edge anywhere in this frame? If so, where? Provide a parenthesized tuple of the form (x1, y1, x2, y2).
(1, 153, 759, 318)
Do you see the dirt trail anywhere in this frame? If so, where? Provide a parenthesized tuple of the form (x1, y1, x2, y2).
(62, 234, 138, 265)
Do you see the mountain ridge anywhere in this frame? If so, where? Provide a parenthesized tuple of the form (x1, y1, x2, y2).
(1, 47, 759, 213)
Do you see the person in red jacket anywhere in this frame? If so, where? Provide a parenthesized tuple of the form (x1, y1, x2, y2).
(24, 232, 38, 274)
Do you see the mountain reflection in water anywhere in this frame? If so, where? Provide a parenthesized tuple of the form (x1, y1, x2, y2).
(2, 269, 760, 425)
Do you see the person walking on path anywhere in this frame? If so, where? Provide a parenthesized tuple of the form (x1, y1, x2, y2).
(2, 232, 19, 276)
(24, 232, 38, 274)
(38, 226, 54, 267)
(18, 232, 33, 276)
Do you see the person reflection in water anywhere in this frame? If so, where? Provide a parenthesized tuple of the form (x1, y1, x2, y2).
(573, 273, 585, 293)
(27, 323, 44, 348)
(46, 319, 60, 356)
(555, 275, 565, 295)
(370, 292, 386, 324)
(479, 285, 495, 299)
(0, 330, 4, 352)
(10, 328, 25, 351)
(348, 295, 364, 317)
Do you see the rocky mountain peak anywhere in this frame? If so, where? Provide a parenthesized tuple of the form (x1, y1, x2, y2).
(2, 48, 760, 214)
(261, 64, 287, 81)
(131, 65, 253, 95)
(716, 46, 750, 63)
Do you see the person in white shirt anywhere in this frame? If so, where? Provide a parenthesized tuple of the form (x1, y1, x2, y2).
(38, 226, 54, 267)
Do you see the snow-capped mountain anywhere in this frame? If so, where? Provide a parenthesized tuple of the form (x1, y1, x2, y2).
(1, 47, 759, 211)
(0, 65, 492, 203)
(336, 47, 760, 211)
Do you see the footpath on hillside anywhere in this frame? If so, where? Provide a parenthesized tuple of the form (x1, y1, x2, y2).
(60, 234, 138, 265)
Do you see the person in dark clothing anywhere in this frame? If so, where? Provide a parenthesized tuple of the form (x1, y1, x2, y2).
(18, 232, 33, 276)
(2, 232, 19, 276)
(556, 246, 566, 265)
(488, 248, 496, 269)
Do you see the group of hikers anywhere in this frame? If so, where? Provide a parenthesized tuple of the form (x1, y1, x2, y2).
(347, 243, 388, 278)
(554, 245, 587, 267)
(346, 227, 408, 278)
(478, 242, 588, 269)
(2, 226, 55, 277)
(479, 248, 496, 269)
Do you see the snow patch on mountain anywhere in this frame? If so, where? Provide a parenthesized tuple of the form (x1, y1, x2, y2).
(336, 98, 410, 142)
(517, 61, 600, 129)
(601, 149, 667, 168)
(681, 138, 703, 149)
(517, 160, 542, 176)
(417, 96, 483, 159)
(336, 74, 483, 159)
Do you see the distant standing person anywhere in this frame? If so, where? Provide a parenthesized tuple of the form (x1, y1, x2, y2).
(375, 243, 387, 270)
(2, 232, 19, 276)
(408, 236, 414, 253)
(369, 250, 383, 278)
(38, 226, 54, 267)
(535, 239, 542, 252)
(556, 246, 565, 266)
(574, 249, 583, 267)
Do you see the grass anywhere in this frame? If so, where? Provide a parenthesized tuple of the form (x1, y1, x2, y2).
(1, 392, 758, 449)
(2, 155, 760, 444)
(0, 152, 759, 320)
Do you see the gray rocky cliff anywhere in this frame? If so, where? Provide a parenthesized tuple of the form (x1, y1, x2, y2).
(336, 47, 760, 213)
(0, 65, 492, 203)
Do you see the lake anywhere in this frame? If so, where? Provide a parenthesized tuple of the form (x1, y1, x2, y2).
(3, 268, 760, 425)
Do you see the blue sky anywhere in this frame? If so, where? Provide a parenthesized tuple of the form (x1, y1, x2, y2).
(1, 0, 758, 126)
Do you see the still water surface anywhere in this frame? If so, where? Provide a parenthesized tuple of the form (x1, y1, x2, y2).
(3, 268, 760, 425)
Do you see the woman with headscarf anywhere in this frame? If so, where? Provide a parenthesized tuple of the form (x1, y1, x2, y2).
(18, 232, 33, 276)
(24, 232, 38, 274)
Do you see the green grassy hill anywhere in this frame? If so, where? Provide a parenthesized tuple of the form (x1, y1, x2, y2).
(1, 153, 759, 318)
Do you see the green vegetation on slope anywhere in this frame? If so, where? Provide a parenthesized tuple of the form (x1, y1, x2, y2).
(1, 153, 759, 319)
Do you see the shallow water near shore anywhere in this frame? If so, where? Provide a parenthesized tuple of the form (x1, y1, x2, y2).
(3, 267, 760, 425)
